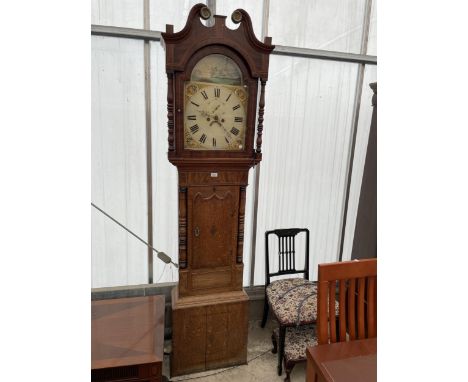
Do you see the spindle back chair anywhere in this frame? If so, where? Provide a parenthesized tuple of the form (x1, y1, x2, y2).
(262, 228, 310, 329)
(265, 228, 310, 285)
(262, 228, 316, 376)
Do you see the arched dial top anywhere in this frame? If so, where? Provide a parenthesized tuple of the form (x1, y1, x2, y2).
(184, 54, 248, 151)
(191, 54, 243, 85)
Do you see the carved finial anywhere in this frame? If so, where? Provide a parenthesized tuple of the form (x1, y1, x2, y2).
(200, 6, 211, 20)
(231, 10, 243, 24)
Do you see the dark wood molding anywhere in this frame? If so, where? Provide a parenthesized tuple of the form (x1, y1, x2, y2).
(162, 4, 274, 77)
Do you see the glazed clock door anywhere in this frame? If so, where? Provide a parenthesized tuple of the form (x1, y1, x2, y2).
(188, 186, 239, 270)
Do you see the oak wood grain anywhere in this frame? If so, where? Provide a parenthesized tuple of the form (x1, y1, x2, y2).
(171, 287, 249, 376)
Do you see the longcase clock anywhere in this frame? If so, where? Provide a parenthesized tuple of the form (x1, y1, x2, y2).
(161, 4, 274, 376)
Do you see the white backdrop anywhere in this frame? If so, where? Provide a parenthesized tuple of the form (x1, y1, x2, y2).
(252, 57, 359, 284)
(268, 0, 367, 53)
(91, 36, 148, 287)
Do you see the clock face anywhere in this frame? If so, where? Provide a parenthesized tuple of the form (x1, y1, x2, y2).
(184, 81, 248, 151)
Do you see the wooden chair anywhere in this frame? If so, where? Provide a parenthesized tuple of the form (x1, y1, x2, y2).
(261, 228, 321, 375)
(279, 258, 377, 382)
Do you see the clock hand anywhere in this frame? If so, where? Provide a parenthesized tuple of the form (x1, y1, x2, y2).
(211, 104, 221, 114)
(216, 121, 233, 138)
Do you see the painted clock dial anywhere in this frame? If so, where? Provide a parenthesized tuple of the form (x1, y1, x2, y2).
(183, 54, 248, 151)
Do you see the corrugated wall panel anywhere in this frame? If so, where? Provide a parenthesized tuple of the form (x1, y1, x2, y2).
(268, 0, 367, 53)
(150, 42, 179, 283)
(91, 36, 148, 287)
(253, 56, 359, 284)
(367, 0, 377, 56)
(150, 0, 205, 33)
(217, 0, 263, 38)
(92, 0, 144, 29)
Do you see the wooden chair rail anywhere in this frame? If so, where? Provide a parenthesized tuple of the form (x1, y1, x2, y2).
(317, 259, 377, 345)
(319, 258, 377, 280)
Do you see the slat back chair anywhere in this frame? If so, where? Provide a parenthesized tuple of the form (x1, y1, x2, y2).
(317, 258, 377, 345)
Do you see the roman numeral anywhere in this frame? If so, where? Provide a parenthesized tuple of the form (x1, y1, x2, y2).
(191, 101, 199, 107)
(201, 90, 208, 100)
(214, 88, 220, 98)
(231, 127, 240, 136)
(225, 137, 230, 144)
(212, 138, 216, 147)
(190, 124, 199, 134)
(234, 117, 243, 123)
(187, 115, 196, 120)
(225, 93, 232, 102)
(232, 104, 240, 110)
(199, 133, 207, 143)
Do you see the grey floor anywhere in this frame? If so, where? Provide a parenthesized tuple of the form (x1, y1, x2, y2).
(163, 319, 306, 382)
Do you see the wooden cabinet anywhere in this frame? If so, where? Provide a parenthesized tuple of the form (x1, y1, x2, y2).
(171, 288, 248, 377)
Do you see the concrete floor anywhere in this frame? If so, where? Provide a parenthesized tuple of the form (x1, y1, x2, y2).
(163, 319, 306, 382)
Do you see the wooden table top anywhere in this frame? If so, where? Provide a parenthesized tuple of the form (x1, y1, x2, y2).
(92, 295, 165, 370)
(307, 338, 377, 382)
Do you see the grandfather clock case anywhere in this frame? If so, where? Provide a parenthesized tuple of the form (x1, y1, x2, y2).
(161, 4, 274, 376)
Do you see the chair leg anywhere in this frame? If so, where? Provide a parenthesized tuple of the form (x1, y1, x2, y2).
(284, 360, 294, 382)
(261, 294, 269, 328)
(277, 326, 286, 375)
(271, 332, 278, 354)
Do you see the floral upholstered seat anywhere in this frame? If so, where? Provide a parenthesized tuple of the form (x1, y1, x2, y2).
(272, 325, 318, 382)
(266, 278, 319, 326)
(273, 325, 318, 363)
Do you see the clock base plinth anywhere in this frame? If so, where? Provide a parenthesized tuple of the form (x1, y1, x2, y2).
(170, 286, 249, 377)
